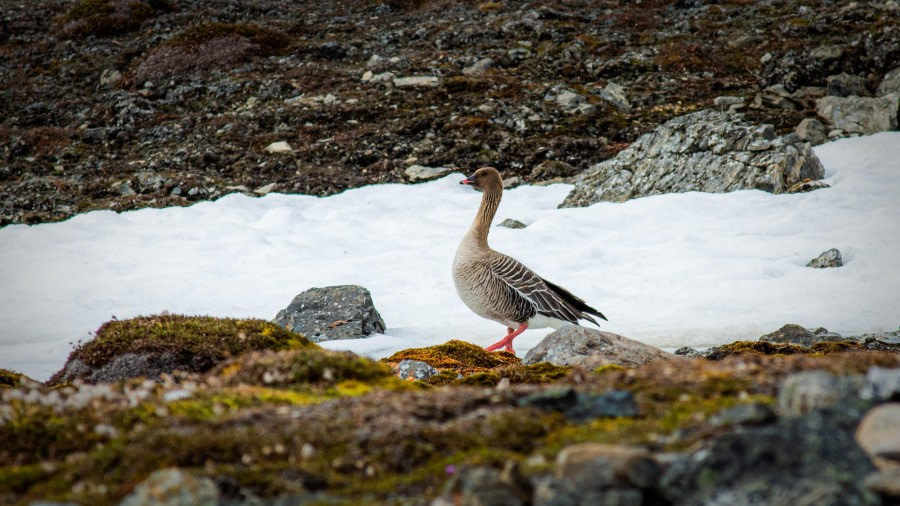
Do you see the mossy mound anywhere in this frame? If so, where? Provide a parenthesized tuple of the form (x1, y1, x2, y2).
(383, 340, 520, 374)
(134, 22, 292, 84)
(0, 369, 25, 388)
(212, 348, 396, 388)
(705, 339, 866, 360)
(58, 0, 174, 38)
(49, 315, 311, 385)
(433, 362, 572, 387)
(163, 22, 291, 54)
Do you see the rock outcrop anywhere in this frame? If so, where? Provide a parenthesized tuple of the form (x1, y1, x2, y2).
(816, 95, 899, 135)
(522, 325, 673, 368)
(274, 285, 386, 342)
(807, 247, 843, 268)
(560, 110, 825, 207)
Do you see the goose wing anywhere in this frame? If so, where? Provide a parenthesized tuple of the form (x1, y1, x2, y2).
(489, 253, 605, 325)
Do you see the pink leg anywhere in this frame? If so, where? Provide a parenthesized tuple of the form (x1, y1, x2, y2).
(485, 323, 528, 354)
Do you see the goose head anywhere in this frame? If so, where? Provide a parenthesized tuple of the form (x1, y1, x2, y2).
(460, 167, 502, 191)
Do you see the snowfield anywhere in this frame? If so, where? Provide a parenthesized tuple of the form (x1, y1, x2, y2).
(2, 133, 899, 380)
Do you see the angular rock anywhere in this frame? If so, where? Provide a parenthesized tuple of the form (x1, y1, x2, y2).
(795, 117, 828, 145)
(556, 443, 660, 490)
(498, 218, 527, 229)
(709, 402, 776, 427)
(856, 403, 900, 469)
(674, 346, 702, 358)
(807, 248, 843, 268)
(809, 44, 844, 62)
(847, 329, 900, 345)
(522, 326, 673, 368)
(864, 468, 900, 501)
(826, 73, 869, 97)
(517, 387, 638, 421)
(393, 75, 440, 88)
(786, 179, 830, 193)
(561, 110, 825, 207)
(404, 164, 452, 182)
(370, 71, 396, 83)
(394, 359, 439, 381)
(274, 285, 386, 342)
(530, 160, 579, 180)
(440, 467, 525, 506)
(859, 367, 900, 402)
(714, 96, 745, 107)
(100, 68, 122, 87)
(253, 182, 277, 195)
(877, 66, 900, 97)
(544, 86, 595, 115)
(597, 82, 631, 112)
(816, 95, 899, 134)
(661, 411, 878, 505)
(463, 57, 495, 76)
(265, 141, 293, 154)
(119, 468, 219, 506)
(759, 323, 845, 346)
(777, 370, 862, 417)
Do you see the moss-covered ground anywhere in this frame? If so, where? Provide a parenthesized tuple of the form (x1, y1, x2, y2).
(49, 315, 312, 384)
(2, 317, 898, 504)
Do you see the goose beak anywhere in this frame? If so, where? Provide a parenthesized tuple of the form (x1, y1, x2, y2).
(460, 177, 474, 185)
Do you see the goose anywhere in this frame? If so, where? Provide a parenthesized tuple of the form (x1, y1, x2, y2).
(452, 167, 607, 354)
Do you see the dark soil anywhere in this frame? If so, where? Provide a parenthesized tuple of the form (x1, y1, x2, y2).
(2, 0, 898, 226)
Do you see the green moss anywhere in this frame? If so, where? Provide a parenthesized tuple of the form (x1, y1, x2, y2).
(459, 372, 500, 386)
(0, 463, 52, 495)
(165, 22, 291, 55)
(594, 364, 626, 375)
(49, 315, 312, 384)
(218, 347, 392, 387)
(706, 340, 865, 360)
(0, 369, 24, 388)
(492, 362, 571, 384)
(0, 402, 103, 465)
(383, 340, 520, 374)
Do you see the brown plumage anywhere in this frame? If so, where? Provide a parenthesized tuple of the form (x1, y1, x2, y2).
(452, 167, 607, 353)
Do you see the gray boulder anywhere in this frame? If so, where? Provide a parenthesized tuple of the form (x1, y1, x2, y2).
(120, 468, 219, 506)
(877, 66, 900, 97)
(856, 403, 900, 470)
(404, 164, 452, 182)
(462, 57, 495, 76)
(777, 370, 863, 417)
(274, 285, 385, 342)
(859, 367, 900, 402)
(816, 95, 899, 134)
(795, 117, 828, 145)
(661, 411, 879, 505)
(807, 247, 843, 268)
(759, 323, 845, 347)
(826, 73, 869, 97)
(438, 466, 528, 506)
(534, 442, 658, 506)
(394, 359, 439, 381)
(561, 110, 825, 207)
(555, 443, 660, 490)
(517, 387, 638, 421)
(523, 326, 673, 368)
(498, 218, 527, 229)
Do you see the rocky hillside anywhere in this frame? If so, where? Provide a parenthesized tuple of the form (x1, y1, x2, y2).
(2, 0, 898, 225)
